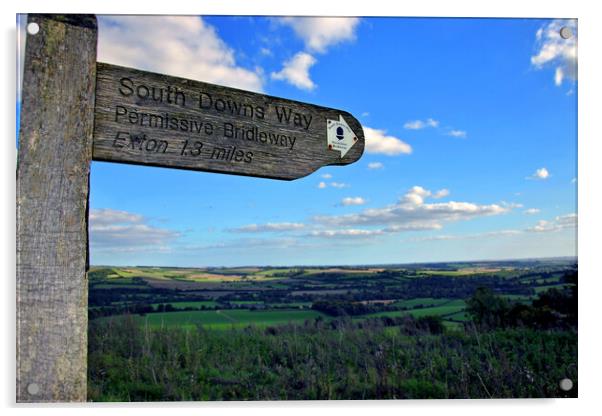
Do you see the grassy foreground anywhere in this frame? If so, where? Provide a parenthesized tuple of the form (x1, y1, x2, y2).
(88, 316, 577, 401)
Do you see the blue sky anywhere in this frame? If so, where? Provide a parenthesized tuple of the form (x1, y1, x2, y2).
(18, 15, 578, 267)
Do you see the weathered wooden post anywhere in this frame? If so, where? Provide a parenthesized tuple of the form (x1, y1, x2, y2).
(16, 14, 97, 402)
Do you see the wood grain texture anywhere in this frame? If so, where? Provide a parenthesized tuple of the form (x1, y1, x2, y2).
(93, 63, 365, 180)
(16, 14, 97, 402)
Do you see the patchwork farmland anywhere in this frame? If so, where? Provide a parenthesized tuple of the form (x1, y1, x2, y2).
(89, 258, 575, 329)
(88, 258, 577, 400)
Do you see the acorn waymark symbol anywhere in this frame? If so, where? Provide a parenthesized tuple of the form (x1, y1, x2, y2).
(326, 114, 359, 158)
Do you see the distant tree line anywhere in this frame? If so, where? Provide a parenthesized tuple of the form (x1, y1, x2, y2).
(467, 270, 576, 330)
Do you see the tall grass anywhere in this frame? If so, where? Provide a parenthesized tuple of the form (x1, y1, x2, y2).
(88, 316, 576, 401)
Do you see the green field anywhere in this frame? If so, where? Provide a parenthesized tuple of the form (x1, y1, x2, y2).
(93, 283, 145, 289)
(230, 300, 264, 305)
(534, 284, 569, 293)
(407, 300, 466, 317)
(360, 300, 467, 320)
(269, 302, 312, 308)
(131, 309, 327, 330)
(445, 310, 471, 322)
(501, 294, 533, 302)
(417, 268, 502, 276)
(392, 297, 452, 308)
(150, 301, 218, 309)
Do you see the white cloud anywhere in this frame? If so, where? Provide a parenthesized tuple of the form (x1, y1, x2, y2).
(404, 185, 431, 205)
(447, 130, 467, 138)
(524, 208, 541, 215)
(363, 126, 412, 156)
(554, 67, 564, 86)
(384, 223, 443, 232)
(433, 189, 450, 199)
(410, 229, 522, 242)
(403, 186, 452, 204)
(330, 182, 350, 189)
(271, 17, 359, 91)
(527, 167, 550, 180)
(271, 52, 317, 90)
(402, 118, 468, 140)
(313, 186, 515, 230)
(404, 118, 439, 130)
(531, 19, 577, 86)
(310, 229, 384, 238)
(527, 213, 577, 233)
(97, 16, 263, 92)
(307, 222, 445, 241)
(182, 237, 303, 251)
(321, 173, 333, 179)
(367, 162, 384, 170)
(229, 222, 306, 233)
(404, 120, 424, 130)
(409, 213, 576, 242)
(341, 197, 367, 206)
(89, 208, 144, 226)
(277, 17, 360, 53)
(89, 208, 180, 252)
(318, 181, 350, 189)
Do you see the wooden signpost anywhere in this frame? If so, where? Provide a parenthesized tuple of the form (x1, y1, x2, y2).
(93, 63, 364, 180)
(16, 14, 364, 402)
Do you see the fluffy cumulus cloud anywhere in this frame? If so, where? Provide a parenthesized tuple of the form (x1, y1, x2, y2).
(272, 17, 359, 90)
(527, 167, 550, 180)
(278, 17, 360, 54)
(89, 208, 180, 252)
(363, 126, 412, 156)
(271, 52, 317, 90)
(531, 19, 577, 86)
(313, 185, 514, 231)
(341, 197, 367, 206)
(524, 208, 541, 215)
(404, 118, 439, 130)
(97, 16, 263, 92)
